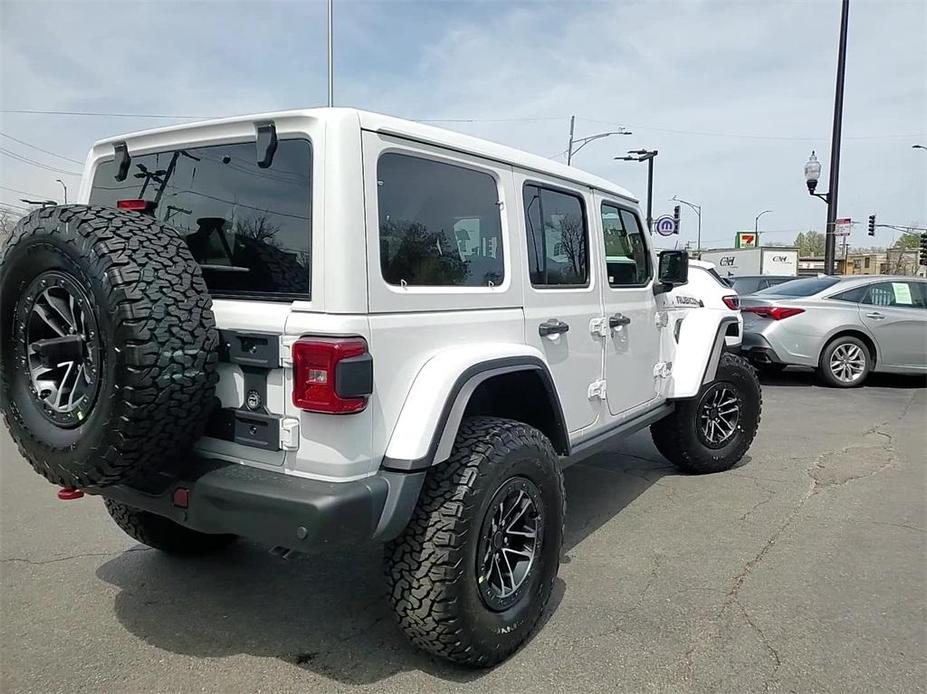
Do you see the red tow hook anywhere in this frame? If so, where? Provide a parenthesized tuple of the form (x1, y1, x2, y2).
(57, 487, 85, 500)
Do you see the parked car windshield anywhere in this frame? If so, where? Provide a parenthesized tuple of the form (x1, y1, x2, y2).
(754, 276, 840, 297)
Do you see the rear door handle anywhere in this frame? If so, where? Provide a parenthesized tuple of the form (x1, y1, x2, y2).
(865, 312, 885, 320)
(609, 313, 631, 328)
(538, 319, 570, 337)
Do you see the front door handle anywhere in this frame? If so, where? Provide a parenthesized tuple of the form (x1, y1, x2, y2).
(609, 313, 631, 328)
(539, 319, 570, 337)
(865, 312, 885, 320)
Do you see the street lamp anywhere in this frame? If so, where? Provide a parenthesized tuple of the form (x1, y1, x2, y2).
(804, 152, 823, 197)
(616, 149, 657, 232)
(55, 178, 68, 204)
(672, 195, 702, 251)
(567, 115, 632, 165)
(754, 209, 773, 234)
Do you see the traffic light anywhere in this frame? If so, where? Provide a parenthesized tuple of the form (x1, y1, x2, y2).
(673, 205, 681, 233)
(920, 232, 927, 267)
(868, 214, 876, 236)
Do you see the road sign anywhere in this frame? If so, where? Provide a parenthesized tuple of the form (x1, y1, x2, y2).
(736, 232, 757, 248)
(835, 217, 852, 237)
(655, 215, 677, 236)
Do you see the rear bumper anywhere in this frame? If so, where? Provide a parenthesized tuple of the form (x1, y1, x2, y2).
(741, 332, 785, 365)
(93, 460, 425, 552)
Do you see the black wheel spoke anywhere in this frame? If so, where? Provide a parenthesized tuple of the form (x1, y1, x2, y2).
(697, 383, 742, 448)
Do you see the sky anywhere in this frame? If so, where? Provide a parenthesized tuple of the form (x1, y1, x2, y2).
(1, 0, 924, 251)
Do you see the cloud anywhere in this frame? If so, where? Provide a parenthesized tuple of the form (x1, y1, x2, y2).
(1, 0, 924, 249)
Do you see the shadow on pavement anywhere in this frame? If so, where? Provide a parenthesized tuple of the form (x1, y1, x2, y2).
(95, 432, 678, 685)
(756, 366, 926, 389)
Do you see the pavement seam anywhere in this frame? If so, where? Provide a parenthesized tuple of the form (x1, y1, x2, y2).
(1, 546, 151, 566)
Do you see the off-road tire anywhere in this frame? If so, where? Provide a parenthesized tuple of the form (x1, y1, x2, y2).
(817, 335, 871, 388)
(651, 352, 762, 474)
(0, 205, 219, 489)
(384, 417, 565, 667)
(104, 498, 235, 555)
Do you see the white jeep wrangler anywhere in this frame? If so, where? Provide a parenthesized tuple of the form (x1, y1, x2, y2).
(0, 108, 761, 667)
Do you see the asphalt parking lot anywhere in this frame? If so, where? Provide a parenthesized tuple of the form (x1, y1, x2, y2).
(1, 369, 924, 694)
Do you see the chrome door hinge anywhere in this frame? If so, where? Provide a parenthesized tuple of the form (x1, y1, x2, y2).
(653, 362, 673, 379)
(589, 317, 609, 337)
(587, 379, 607, 400)
(655, 311, 669, 329)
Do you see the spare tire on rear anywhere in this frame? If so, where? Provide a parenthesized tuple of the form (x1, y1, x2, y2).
(0, 205, 219, 489)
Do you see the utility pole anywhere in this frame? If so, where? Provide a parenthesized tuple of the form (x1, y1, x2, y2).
(824, 0, 850, 276)
(327, 0, 334, 107)
(567, 116, 575, 165)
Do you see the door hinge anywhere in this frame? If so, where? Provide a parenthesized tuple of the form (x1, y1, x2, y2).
(587, 379, 607, 400)
(280, 417, 300, 450)
(589, 317, 609, 337)
(280, 335, 299, 367)
(655, 311, 669, 329)
(653, 361, 673, 379)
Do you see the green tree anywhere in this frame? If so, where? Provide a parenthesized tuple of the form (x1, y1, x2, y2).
(794, 230, 826, 256)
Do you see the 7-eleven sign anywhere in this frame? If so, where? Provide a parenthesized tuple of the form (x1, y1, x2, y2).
(736, 231, 758, 248)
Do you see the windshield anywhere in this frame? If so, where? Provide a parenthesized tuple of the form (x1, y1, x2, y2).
(89, 139, 312, 299)
(755, 276, 840, 297)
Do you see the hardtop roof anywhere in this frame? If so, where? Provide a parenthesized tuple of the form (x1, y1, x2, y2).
(91, 107, 639, 204)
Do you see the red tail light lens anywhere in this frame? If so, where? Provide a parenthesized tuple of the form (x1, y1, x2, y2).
(722, 295, 740, 310)
(742, 306, 805, 320)
(117, 199, 155, 212)
(292, 337, 370, 414)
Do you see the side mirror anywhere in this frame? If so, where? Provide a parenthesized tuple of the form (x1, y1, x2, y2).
(657, 250, 689, 288)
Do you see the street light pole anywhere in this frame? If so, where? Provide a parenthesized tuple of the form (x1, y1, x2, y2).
(617, 149, 658, 231)
(55, 178, 67, 204)
(754, 209, 772, 234)
(672, 195, 702, 251)
(567, 115, 632, 165)
(824, 0, 850, 276)
(327, 0, 334, 107)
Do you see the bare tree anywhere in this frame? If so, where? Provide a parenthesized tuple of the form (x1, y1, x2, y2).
(0, 207, 24, 244)
(557, 213, 586, 280)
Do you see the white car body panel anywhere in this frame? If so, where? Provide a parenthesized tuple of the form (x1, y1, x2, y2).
(668, 260, 742, 347)
(78, 108, 735, 483)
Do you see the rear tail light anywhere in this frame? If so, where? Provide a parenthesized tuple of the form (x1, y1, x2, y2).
(742, 306, 805, 320)
(117, 198, 155, 213)
(722, 295, 740, 310)
(292, 337, 372, 414)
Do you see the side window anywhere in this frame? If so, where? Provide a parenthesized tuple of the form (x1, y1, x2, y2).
(862, 281, 921, 308)
(524, 184, 588, 287)
(377, 153, 504, 287)
(600, 203, 651, 287)
(830, 285, 867, 303)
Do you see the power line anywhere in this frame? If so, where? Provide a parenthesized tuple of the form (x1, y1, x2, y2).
(1, 108, 211, 120)
(0, 148, 82, 176)
(0, 184, 55, 199)
(0, 132, 84, 165)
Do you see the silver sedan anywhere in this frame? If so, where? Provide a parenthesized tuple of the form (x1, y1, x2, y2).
(740, 275, 927, 387)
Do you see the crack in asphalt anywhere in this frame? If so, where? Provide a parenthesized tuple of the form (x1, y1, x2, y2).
(1, 546, 151, 566)
(681, 412, 903, 691)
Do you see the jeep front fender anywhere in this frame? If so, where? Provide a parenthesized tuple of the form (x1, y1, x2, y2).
(661, 309, 739, 399)
(381, 344, 567, 471)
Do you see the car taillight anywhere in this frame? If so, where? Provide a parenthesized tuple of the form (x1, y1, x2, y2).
(742, 306, 805, 320)
(117, 199, 155, 213)
(292, 337, 372, 414)
(722, 295, 740, 310)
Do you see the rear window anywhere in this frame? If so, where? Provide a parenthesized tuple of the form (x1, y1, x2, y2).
(89, 139, 312, 299)
(755, 276, 839, 297)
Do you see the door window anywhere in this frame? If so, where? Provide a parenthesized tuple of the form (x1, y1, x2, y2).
(523, 184, 588, 287)
(863, 281, 924, 308)
(600, 203, 651, 286)
(377, 153, 504, 287)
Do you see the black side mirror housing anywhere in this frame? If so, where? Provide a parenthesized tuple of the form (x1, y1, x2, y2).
(656, 250, 689, 292)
